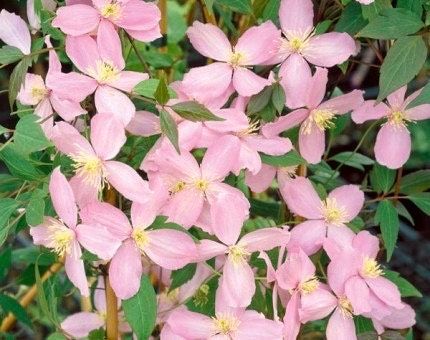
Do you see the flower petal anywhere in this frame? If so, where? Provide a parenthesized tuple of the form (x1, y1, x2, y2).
(326, 308, 357, 340)
(328, 185, 364, 221)
(238, 227, 290, 253)
(351, 100, 389, 124)
(95, 85, 136, 126)
(262, 108, 309, 138)
(374, 124, 411, 169)
(52, 4, 99, 36)
(279, 0, 314, 35)
(61, 312, 104, 338)
(0, 10, 31, 54)
(233, 67, 271, 97)
(298, 124, 325, 164)
(90, 113, 126, 160)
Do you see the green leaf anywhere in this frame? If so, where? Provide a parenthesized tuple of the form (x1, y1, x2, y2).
(262, 0, 280, 22)
(361, 0, 392, 20)
(215, 0, 252, 14)
(154, 77, 170, 105)
(87, 328, 105, 340)
(335, 2, 368, 35)
(396, 201, 414, 225)
(384, 270, 422, 297)
(123, 275, 157, 340)
(35, 261, 59, 327)
(271, 84, 286, 114)
(0, 199, 19, 247)
(358, 8, 424, 39)
(9, 58, 31, 109)
(399, 169, 430, 194)
(170, 263, 197, 290)
(397, 0, 423, 17)
(406, 81, 430, 109)
(0, 294, 31, 326)
(0, 46, 23, 65)
(250, 199, 282, 220)
(315, 20, 333, 34)
(170, 101, 224, 122)
(160, 109, 179, 153)
(330, 152, 374, 171)
(0, 144, 44, 181)
(375, 200, 399, 260)
(370, 163, 396, 193)
(26, 195, 45, 225)
(133, 79, 176, 99)
(355, 316, 375, 333)
(260, 150, 305, 167)
(377, 36, 427, 102)
(15, 114, 51, 154)
(247, 86, 273, 115)
(407, 192, 430, 214)
(46, 332, 67, 340)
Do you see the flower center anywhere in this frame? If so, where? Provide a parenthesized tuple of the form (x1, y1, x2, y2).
(194, 179, 209, 191)
(31, 86, 48, 103)
(299, 276, 319, 295)
(229, 52, 245, 67)
(320, 197, 348, 226)
(289, 37, 307, 53)
(338, 296, 353, 318)
(227, 245, 250, 265)
(303, 109, 336, 134)
(237, 120, 260, 137)
(71, 152, 105, 190)
(100, 2, 122, 21)
(132, 228, 150, 252)
(89, 60, 120, 84)
(212, 313, 240, 335)
(170, 181, 186, 194)
(361, 257, 383, 279)
(48, 224, 74, 257)
(388, 110, 411, 128)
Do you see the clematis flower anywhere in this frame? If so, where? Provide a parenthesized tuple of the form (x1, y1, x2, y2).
(48, 21, 148, 126)
(352, 85, 430, 169)
(164, 288, 284, 339)
(370, 303, 416, 335)
(80, 197, 198, 299)
(182, 21, 280, 97)
(198, 227, 290, 308)
(281, 176, 364, 256)
(50, 113, 152, 206)
(262, 67, 364, 163)
(30, 168, 122, 296)
(0, 10, 31, 55)
(142, 135, 250, 232)
(245, 164, 297, 193)
(52, 0, 161, 42)
(18, 37, 87, 136)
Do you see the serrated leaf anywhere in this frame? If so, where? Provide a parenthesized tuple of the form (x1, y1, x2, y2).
(9, 58, 31, 109)
(170, 263, 197, 291)
(336, 2, 368, 35)
(123, 275, 157, 340)
(15, 114, 51, 154)
(407, 192, 430, 214)
(215, 0, 252, 14)
(0, 294, 31, 326)
(377, 36, 427, 102)
(0, 144, 44, 181)
(247, 86, 272, 115)
(260, 150, 305, 167)
(133, 79, 176, 99)
(375, 200, 399, 260)
(395, 201, 414, 225)
(271, 84, 286, 114)
(400, 169, 430, 194)
(159, 109, 179, 153)
(154, 76, 170, 105)
(0, 46, 23, 65)
(384, 270, 422, 297)
(370, 163, 396, 193)
(171, 101, 223, 122)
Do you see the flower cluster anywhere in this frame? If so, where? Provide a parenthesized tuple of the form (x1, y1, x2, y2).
(0, 0, 426, 339)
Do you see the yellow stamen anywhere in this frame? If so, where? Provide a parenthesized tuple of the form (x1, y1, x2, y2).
(47, 222, 74, 257)
(194, 179, 209, 191)
(388, 110, 411, 128)
(88, 60, 120, 84)
(338, 296, 353, 318)
(171, 181, 186, 194)
(228, 245, 250, 265)
(132, 227, 150, 252)
(229, 52, 245, 67)
(167, 288, 180, 302)
(289, 37, 307, 52)
(320, 197, 348, 226)
(361, 257, 383, 279)
(100, 2, 122, 21)
(237, 120, 260, 137)
(71, 151, 105, 190)
(31, 86, 48, 103)
(299, 276, 319, 295)
(302, 109, 337, 134)
(212, 313, 240, 335)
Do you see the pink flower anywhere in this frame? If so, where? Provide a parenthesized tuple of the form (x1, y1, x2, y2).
(51, 113, 152, 206)
(49, 22, 148, 126)
(245, 164, 297, 193)
(0, 10, 31, 55)
(30, 168, 122, 296)
(352, 86, 430, 169)
(142, 136, 250, 233)
(281, 176, 364, 255)
(371, 303, 416, 335)
(198, 227, 290, 308)
(80, 197, 198, 299)
(52, 0, 161, 42)
(262, 67, 364, 163)
(182, 21, 280, 97)
(164, 288, 284, 339)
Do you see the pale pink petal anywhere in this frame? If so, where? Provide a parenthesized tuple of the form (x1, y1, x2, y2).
(45, 36, 62, 76)
(365, 277, 403, 309)
(378, 303, 416, 330)
(262, 108, 309, 138)
(90, 113, 126, 160)
(50, 122, 95, 158)
(303, 32, 356, 67)
(49, 94, 87, 121)
(52, 5, 100, 36)
(95, 85, 136, 126)
(327, 255, 357, 296)
(116, 0, 161, 31)
(69, 174, 99, 208)
(374, 124, 411, 169)
(328, 185, 364, 221)
(298, 125, 325, 164)
(345, 276, 371, 314)
(277, 247, 316, 290)
(109, 71, 148, 92)
(325, 225, 356, 257)
(257, 251, 276, 283)
(299, 287, 337, 323)
(387, 86, 407, 108)
(46, 72, 97, 102)
(318, 90, 364, 115)
(245, 135, 293, 155)
(220, 259, 255, 308)
(352, 231, 379, 259)
(238, 227, 290, 253)
(30, 219, 59, 247)
(167, 309, 213, 339)
(0, 10, 31, 54)
(65, 242, 89, 296)
(233, 67, 271, 97)
(65, 34, 100, 74)
(326, 308, 357, 340)
(283, 292, 301, 340)
(97, 20, 124, 70)
(61, 312, 104, 338)
(204, 108, 248, 134)
(49, 167, 78, 228)
(109, 240, 143, 299)
(236, 142, 263, 175)
(245, 165, 277, 193)
(126, 110, 160, 136)
(187, 22, 231, 61)
(236, 312, 283, 340)
(235, 21, 281, 65)
(406, 104, 430, 121)
(280, 176, 322, 219)
(287, 220, 326, 256)
(351, 100, 389, 124)
(130, 186, 168, 228)
(17, 74, 46, 106)
(126, 25, 162, 42)
(279, 0, 314, 35)
(306, 67, 328, 109)
(196, 239, 228, 262)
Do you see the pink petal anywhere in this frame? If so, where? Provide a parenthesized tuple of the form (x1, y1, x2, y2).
(47, 71, 97, 102)
(65, 242, 89, 296)
(277, 247, 316, 290)
(90, 113, 126, 160)
(387, 86, 407, 108)
(299, 287, 337, 323)
(245, 165, 277, 193)
(374, 124, 411, 169)
(262, 108, 309, 138)
(306, 67, 328, 109)
(130, 185, 168, 228)
(325, 225, 356, 257)
(65, 34, 100, 74)
(126, 25, 162, 42)
(345, 276, 371, 314)
(145, 229, 197, 269)
(298, 124, 325, 164)
(352, 231, 380, 259)
(49, 167, 78, 228)
(116, 0, 161, 31)
(406, 104, 430, 121)
(238, 227, 290, 253)
(186, 21, 231, 61)
(196, 239, 228, 262)
(30, 218, 59, 247)
(17, 74, 46, 106)
(326, 308, 357, 340)
(378, 303, 416, 330)
(126, 110, 160, 136)
(49, 94, 87, 121)
(318, 90, 364, 115)
(0, 10, 31, 54)
(167, 309, 213, 339)
(45, 36, 62, 76)
(51, 121, 95, 158)
(108, 71, 148, 93)
(351, 100, 389, 124)
(235, 21, 281, 65)
(365, 277, 403, 309)
(95, 85, 136, 126)
(61, 312, 104, 338)
(236, 312, 283, 340)
(97, 20, 124, 70)
(283, 292, 301, 340)
(280, 176, 322, 219)
(328, 185, 364, 221)
(245, 135, 293, 156)
(109, 240, 143, 299)
(327, 255, 357, 296)
(69, 174, 99, 208)
(52, 4, 100, 36)
(233, 67, 271, 97)
(287, 220, 326, 256)
(303, 32, 356, 67)
(279, 0, 314, 35)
